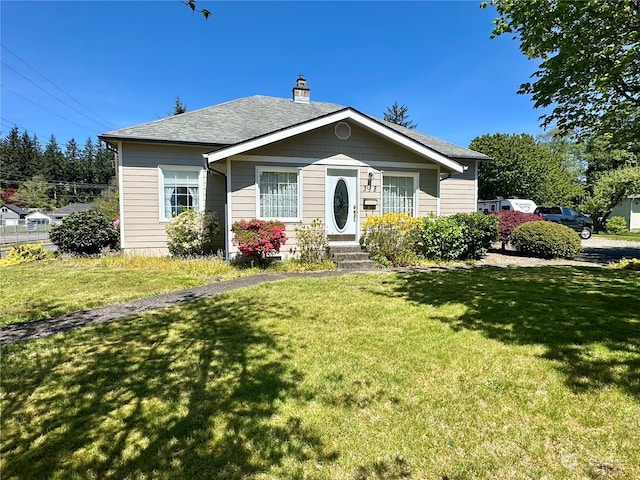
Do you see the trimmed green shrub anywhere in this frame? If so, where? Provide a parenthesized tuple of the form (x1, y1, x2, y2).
(0, 243, 52, 267)
(360, 213, 422, 267)
(492, 210, 545, 247)
(231, 219, 287, 265)
(50, 210, 119, 255)
(418, 214, 466, 261)
(510, 221, 582, 259)
(451, 212, 499, 260)
(165, 210, 220, 257)
(606, 216, 628, 234)
(295, 219, 329, 263)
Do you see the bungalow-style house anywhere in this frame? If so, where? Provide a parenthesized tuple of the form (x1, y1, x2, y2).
(99, 76, 490, 259)
(0, 204, 28, 226)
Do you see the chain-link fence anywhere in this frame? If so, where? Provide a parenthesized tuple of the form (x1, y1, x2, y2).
(0, 223, 52, 246)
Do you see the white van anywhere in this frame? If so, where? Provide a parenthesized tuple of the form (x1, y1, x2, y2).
(478, 198, 538, 214)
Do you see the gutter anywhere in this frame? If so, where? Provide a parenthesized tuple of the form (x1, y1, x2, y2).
(203, 156, 230, 261)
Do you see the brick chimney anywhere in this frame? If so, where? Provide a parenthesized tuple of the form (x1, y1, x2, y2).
(292, 75, 310, 103)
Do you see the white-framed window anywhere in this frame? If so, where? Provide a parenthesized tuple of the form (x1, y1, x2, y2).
(382, 173, 418, 216)
(256, 166, 301, 221)
(158, 167, 204, 222)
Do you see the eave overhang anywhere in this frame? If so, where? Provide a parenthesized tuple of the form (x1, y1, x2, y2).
(203, 108, 466, 173)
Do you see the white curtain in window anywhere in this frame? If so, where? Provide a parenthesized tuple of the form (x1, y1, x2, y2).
(259, 171, 298, 218)
(163, 170, 200, 219)
(383, 176, 414, 215)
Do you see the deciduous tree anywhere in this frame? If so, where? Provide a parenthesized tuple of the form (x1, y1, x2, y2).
(482, 0, 640, 147)
(471, 133, 583, 205)
(580, 166, 640, 231)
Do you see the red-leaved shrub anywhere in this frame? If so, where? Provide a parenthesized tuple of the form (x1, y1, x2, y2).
(491, 210, 544, 246)
(231, 219, 287, 264)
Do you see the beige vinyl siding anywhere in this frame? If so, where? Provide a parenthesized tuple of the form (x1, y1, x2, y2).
(439, 160, 477, 215)
(252, 123, 435, 165)
(120, 142, 225, 254)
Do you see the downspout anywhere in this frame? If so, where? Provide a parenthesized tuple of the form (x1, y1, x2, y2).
(203, 155, 229, 261)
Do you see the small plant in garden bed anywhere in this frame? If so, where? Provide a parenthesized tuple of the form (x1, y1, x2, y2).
(294, 218, 329, 263)
(231, 219, 287, 266)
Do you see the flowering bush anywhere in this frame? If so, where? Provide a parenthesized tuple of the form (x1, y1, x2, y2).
(231, 219, 287, 264)
(491, 210, 544, 247)
(0, 243, 52, 267)
(610, 257, 640, 271)
(295, 219, 329, 263)
(360, 213, 422, 266)
(165, 210, 220, 257)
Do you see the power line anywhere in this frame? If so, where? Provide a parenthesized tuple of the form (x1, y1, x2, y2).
(1, 45, 117, 129)
(1, 61, 113, 130)
(2, 84, 101, 134)
(0, 119, 49, 140)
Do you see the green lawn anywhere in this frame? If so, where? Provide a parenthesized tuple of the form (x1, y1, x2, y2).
(595, 231, 640, 242)
(2, 267, 639, 479)
(0, 256, 258, 327)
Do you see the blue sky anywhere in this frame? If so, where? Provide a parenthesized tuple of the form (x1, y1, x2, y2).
(1, 0, 548, 150)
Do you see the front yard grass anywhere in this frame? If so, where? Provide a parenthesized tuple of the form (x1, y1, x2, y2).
(2, 267, 639, 479)
(595, 231, 640, 242)
(0, 255, 259, 327)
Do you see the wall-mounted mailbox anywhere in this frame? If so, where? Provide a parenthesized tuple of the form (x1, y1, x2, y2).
(363, 198, 378, 210)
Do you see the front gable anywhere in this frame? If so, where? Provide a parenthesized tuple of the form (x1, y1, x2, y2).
(204, 109, 465, 173)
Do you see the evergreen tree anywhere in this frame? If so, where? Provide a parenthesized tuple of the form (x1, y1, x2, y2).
(18, 131, 42, 180)
(173, 96, 187, 115)
(383, 101, 417, 129)
(0, 127, 22, 189)
(95, 141, 115, 185)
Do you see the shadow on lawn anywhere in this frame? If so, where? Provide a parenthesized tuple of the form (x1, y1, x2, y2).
(387, 266, 640, 399)
(1, 293, 337, 479)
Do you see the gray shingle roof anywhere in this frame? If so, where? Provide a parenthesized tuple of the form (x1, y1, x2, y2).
(0, 204, 28, 216)
(100, 95, 490, 161)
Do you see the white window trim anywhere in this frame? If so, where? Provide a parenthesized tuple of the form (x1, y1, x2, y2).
(381, 171, 420, 217)
(255, 165, 302, 222)
(157, 166, 205, 223)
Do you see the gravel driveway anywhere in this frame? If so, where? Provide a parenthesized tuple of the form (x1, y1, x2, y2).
(480, 237, 640, 267)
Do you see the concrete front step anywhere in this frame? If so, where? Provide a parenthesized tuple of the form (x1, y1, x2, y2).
(329, 245, 377, 270)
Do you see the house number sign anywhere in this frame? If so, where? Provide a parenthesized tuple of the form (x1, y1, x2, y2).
(362, 185, 377, 192)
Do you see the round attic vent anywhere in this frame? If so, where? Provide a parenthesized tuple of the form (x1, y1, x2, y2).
(335, 122, 351, 140)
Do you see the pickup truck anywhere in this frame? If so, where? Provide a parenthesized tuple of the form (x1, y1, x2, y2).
(534, 206, 593, 239)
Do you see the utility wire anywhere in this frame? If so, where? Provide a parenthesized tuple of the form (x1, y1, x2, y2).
(0, 119, 49, 140)
(2, 61, 113, 130)
(1, 45, 117, 129)
(2, 85, 101, 134)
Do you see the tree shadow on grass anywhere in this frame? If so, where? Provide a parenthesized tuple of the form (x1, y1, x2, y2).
(1, 292, 337, 479)
(383, 266, 640, 400)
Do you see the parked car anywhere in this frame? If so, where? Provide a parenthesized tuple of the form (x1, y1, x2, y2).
(534, 206, 593, 239)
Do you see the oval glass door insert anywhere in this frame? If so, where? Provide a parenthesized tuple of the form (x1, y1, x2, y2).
(333, 178, 349, 230)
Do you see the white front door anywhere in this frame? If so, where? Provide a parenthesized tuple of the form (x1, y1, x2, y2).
(326, 168, 358, 241)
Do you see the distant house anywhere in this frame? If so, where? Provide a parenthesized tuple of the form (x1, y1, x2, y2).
(52, 203, 96, 222)
(610, 195, 640, 231)
(25, 211, 52, 226)
(100, 76, 491, 258)
(0, 204, 28, 226)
